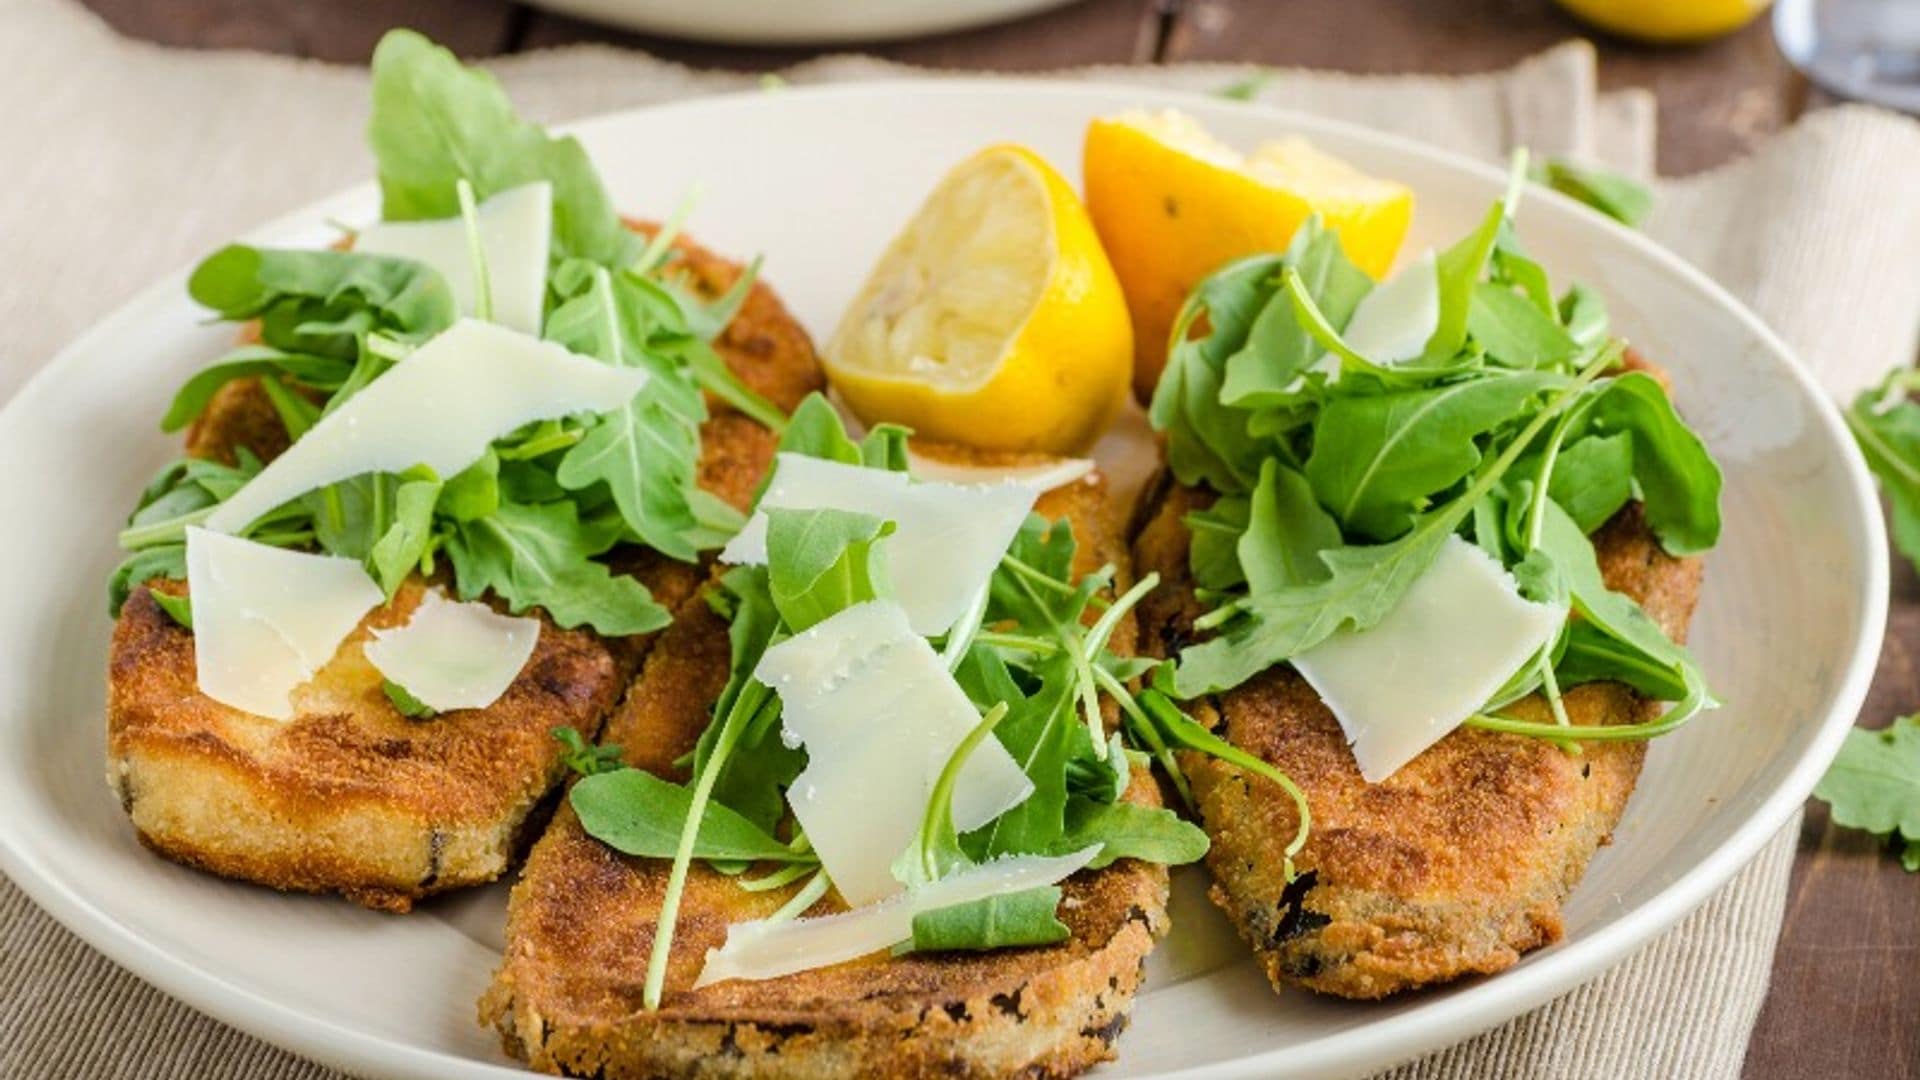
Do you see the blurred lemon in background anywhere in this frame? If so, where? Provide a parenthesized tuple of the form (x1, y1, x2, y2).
(825, 144, 1131, 455)
(1555, 0, 1773, 43)
(1083, 110, 1412, 403)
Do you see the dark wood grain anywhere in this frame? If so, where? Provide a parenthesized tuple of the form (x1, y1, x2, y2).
(79, 0, 520, 61)
(60, 2, 1916, 1076)
(517, 0, 1166, 71)
(1743, 530, 1920, 1080)
(1164, 0, 1802, 174)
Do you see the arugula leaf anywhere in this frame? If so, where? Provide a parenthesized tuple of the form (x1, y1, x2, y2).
(1149, 253, 1289, 493)
(1304, 371, 1568, 540)
(1176, 351, 1614, 696)
(188, 245, 455, 360)
(367, 29, 639, 269)
(956, 647, 1079, 862)
(161, 347, 351, 433)
(906, 886, 1070, 953)
(443, 500, 669, 635)
(368, 474, 443, 597)
(692, 566, 802, 833)
(1240, 459, 1340, 592)
(1845, 372, 1920, 574)
(1814, 716, 1920, 872)
(571, 767, 813, 863)
(896, 701, 1012, 888)
(108, 546, 187, 616)
(1540, 432, 1635, 534)
(1534, 500, 1702, 700)
(1185, 496, 1251, 590)
(553, 725, 624, 777)
(1174, 501, 1460, 696)
(544, 267, 711, 561)
(1534, 158, 1653, 227)
(1579, 372, 1722, 555)
(763, 508, 894, 631)
(776, 393, 865, 465)
(1053, 796, 1208, 869)
(1468, 282, 1578, 369)
(1418, 199, 1507, 366)
(1220, 220, 1372, 408)
(149, 588, 194, 629)
(383, 679, 436, 718)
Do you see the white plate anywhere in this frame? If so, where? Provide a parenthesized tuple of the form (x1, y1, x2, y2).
(0, 82, 1885, 1079)
(523, 0, 1079, 45)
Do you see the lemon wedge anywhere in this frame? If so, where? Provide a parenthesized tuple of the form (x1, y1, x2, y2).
(825, 144, 1131, 456)
(1555, 0, 1770, 44)
(1084, 110, 1413, 402)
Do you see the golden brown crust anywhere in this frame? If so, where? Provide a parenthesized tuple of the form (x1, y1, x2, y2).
(110, 227, 821, 910)
(1130, 423, 1704, 1000)
(109, 577, 640, 911)
(483, 469, 1171, 1079)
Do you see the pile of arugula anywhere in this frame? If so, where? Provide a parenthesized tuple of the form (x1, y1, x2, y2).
(1150, 159, 1723, 742)
(568, 395, 1223, 1009)
(109, 30, 779, 642)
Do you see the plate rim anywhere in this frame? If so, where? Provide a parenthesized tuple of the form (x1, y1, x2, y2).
(0, 78, 1888, 1080)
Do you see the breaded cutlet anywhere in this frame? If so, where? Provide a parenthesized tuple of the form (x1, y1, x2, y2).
(482, 466, 1173, 1080)
(108, 229, 823, 911)
(1128, 356, 1703, 1000)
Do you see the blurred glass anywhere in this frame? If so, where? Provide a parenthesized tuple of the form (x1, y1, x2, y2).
(1776, 0, 1920, 113)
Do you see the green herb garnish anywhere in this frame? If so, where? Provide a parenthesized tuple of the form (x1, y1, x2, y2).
(553, 725, 624, 777)
(382, 679, 436, 719)
(116, 31, 794, 639)
(1814, 716, 1920, 871)
(1149, 155, 1719, 738)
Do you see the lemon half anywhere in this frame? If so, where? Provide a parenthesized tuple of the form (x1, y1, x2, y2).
(1084, 110, 1413, 402)
(825, 144, 1132, 456)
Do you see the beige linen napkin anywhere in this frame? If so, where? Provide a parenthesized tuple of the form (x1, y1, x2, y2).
(3, 1, 1916, 1076)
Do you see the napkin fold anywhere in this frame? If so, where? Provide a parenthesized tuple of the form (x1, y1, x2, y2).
(3, 1, 1917, 1077)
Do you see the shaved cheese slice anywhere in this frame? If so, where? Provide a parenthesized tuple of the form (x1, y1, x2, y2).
(205, 319, 645, 534)
(721, 454, 1039, 635)
(906, 453, 1095, 493)
(754, 600, 1034, 906)
(184, 527, 383, 721)
(1293, 536, 1566, 782)
(363, 590, 539, 712)
(1341, 249, 1439, 366)
(695, 846, 1099, 988)
(355, 181, 552, 335)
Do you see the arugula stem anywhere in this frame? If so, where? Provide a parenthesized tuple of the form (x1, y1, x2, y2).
(456, 178, 494, 322)
(643, 679, 770, 1010)
(999, 554, 1110, 607)
(1083, 573, 1158, 667)
(1141, 690, 1310, 877)
(118, 506, 215, 549)
(1096, 665, 1193, 811)
(498, 428, 585, 461)
(691, 358, 790, 434)
(738, 860, 820, 893)
(633, 186, 701, 276)
(1192, 597, 1246, 632)
(916, 702, 1011, 881)
(594, 266, 624, 368)
(1465, 701, 1702, 742)
(766, 868, 830, 924)
(973, 631, 1059, 656)
(941, 583, 991, 672)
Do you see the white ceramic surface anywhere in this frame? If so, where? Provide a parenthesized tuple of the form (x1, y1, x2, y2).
(523, 0, 1078, 45)
(0, 82, 1885, 1079)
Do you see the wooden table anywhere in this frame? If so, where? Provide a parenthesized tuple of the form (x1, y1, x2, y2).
(72, 0, 1920, 1075)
